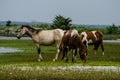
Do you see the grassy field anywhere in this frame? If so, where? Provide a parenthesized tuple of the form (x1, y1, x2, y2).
(0, 40, 120, 80)
(103, 34, 120, 40)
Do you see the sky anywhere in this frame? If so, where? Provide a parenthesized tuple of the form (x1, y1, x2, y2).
(0, 0, 120, 25)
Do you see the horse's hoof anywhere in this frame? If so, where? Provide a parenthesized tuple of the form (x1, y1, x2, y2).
(82, 60, 86, 63)
(53, 59, 56, 61)
(72, 59, 76, 63)
(102, 52, 104, 55)
(38, 59, 41, 62)
(66, 59, 68, 63)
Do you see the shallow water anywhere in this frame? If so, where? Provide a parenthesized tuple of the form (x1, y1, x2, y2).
(0, 36, 30, 40)
(103, 39, 120, 43)
(0, 36, 120, 43)
(0, 47, 23, 53)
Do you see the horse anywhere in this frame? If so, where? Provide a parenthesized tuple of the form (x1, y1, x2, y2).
(80, 31, 104, 55)
(17, 25, 64, 61)
(59, 29, 87, 63)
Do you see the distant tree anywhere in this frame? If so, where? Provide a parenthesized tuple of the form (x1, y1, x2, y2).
(52, 15, 72, 30)
(106, 24, 118, 34)
(6, 20, 11, 26)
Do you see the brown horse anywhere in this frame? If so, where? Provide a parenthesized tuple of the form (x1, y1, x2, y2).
(80, 31, 104, 55)
(17, 25, 64, 61)
(60, 29, 87, 63)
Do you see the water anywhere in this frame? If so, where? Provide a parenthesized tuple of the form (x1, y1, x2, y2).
(0, 36, 26, 53)
(103, 39, 120, 43)
(0, 36, 120, 43)
(0, 36, 30, 40)
(0, 47, 23, 53)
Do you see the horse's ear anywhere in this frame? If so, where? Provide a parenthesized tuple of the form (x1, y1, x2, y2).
(21, 25, 24, 28)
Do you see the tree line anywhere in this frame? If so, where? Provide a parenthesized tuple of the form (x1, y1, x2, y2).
(4, 15, 120, 34)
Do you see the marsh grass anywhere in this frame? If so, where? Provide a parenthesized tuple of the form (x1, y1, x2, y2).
(0, 40, 120, 79)
(0, 65, 120, 80)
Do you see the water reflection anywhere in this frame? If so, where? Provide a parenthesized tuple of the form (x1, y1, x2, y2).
(0, 47, 23, 53)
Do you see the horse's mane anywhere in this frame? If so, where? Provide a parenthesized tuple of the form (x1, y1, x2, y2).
(21, 25, 36, 30)
(21, 25, 43, 34)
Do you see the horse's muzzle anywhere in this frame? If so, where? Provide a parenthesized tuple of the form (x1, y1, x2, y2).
(16, 36, 21, 39)
(80, 54, 87, 63)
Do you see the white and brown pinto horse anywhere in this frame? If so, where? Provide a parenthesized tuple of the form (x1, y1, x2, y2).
(17, 25, 64, 61)
(60, 29, 87, 62)
(80, 31, 104, 55)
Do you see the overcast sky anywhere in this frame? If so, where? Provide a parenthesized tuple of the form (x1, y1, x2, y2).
(0, 0, 120, 25)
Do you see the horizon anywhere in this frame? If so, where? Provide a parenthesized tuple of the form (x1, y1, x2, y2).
(0, 18, 119, 26)
(0, 21, 117, 27)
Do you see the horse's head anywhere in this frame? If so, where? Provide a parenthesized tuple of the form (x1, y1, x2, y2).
(79, 45, 87, 63)
(16, 25, 27, 39)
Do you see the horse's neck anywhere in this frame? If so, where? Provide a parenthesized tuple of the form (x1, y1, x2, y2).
(26, 29, 34, 37)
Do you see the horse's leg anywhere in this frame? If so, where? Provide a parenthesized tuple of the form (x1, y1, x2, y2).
(94, 43, 99, 55)
(35, 43, 43, 61)
(66, 47, 70, 62)
(83, 41, 88, 48)
(74, 49, 77, 62)
(72, 50, 74, 62)
(53, 49, 60, 61)
(38, 48, 43, 61)
(101, 42, 104, 55)
(61, 47, 66, 60)
(53, 41, 61, 61)
(72, 49, 77, 62)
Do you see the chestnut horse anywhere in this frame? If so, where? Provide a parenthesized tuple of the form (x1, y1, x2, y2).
(80, 31, 104, 55)
(17, 25, 64, 61)
(59, 29, 87, 62)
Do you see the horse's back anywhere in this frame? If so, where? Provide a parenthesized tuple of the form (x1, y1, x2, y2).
(37, 30, 53, 45)
(61, 29, 79, 47)
(38, 29, 64, 39)
(38, 30, 54, 38)
(80, 30, 103, 43)
(37, 29, 64, 45)
(54, 29, 64, 37)
(95, 31, 103, 38)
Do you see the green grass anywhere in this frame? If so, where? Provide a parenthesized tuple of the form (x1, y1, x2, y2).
(103, 34, 120, 40)
(0, 40, 120, 79)
(1, 40, 120, 65)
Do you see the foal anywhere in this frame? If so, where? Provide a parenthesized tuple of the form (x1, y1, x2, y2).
(17, 25, 64, 61)
(60, 29, 87, 62)
(80, 31, 104, 55)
